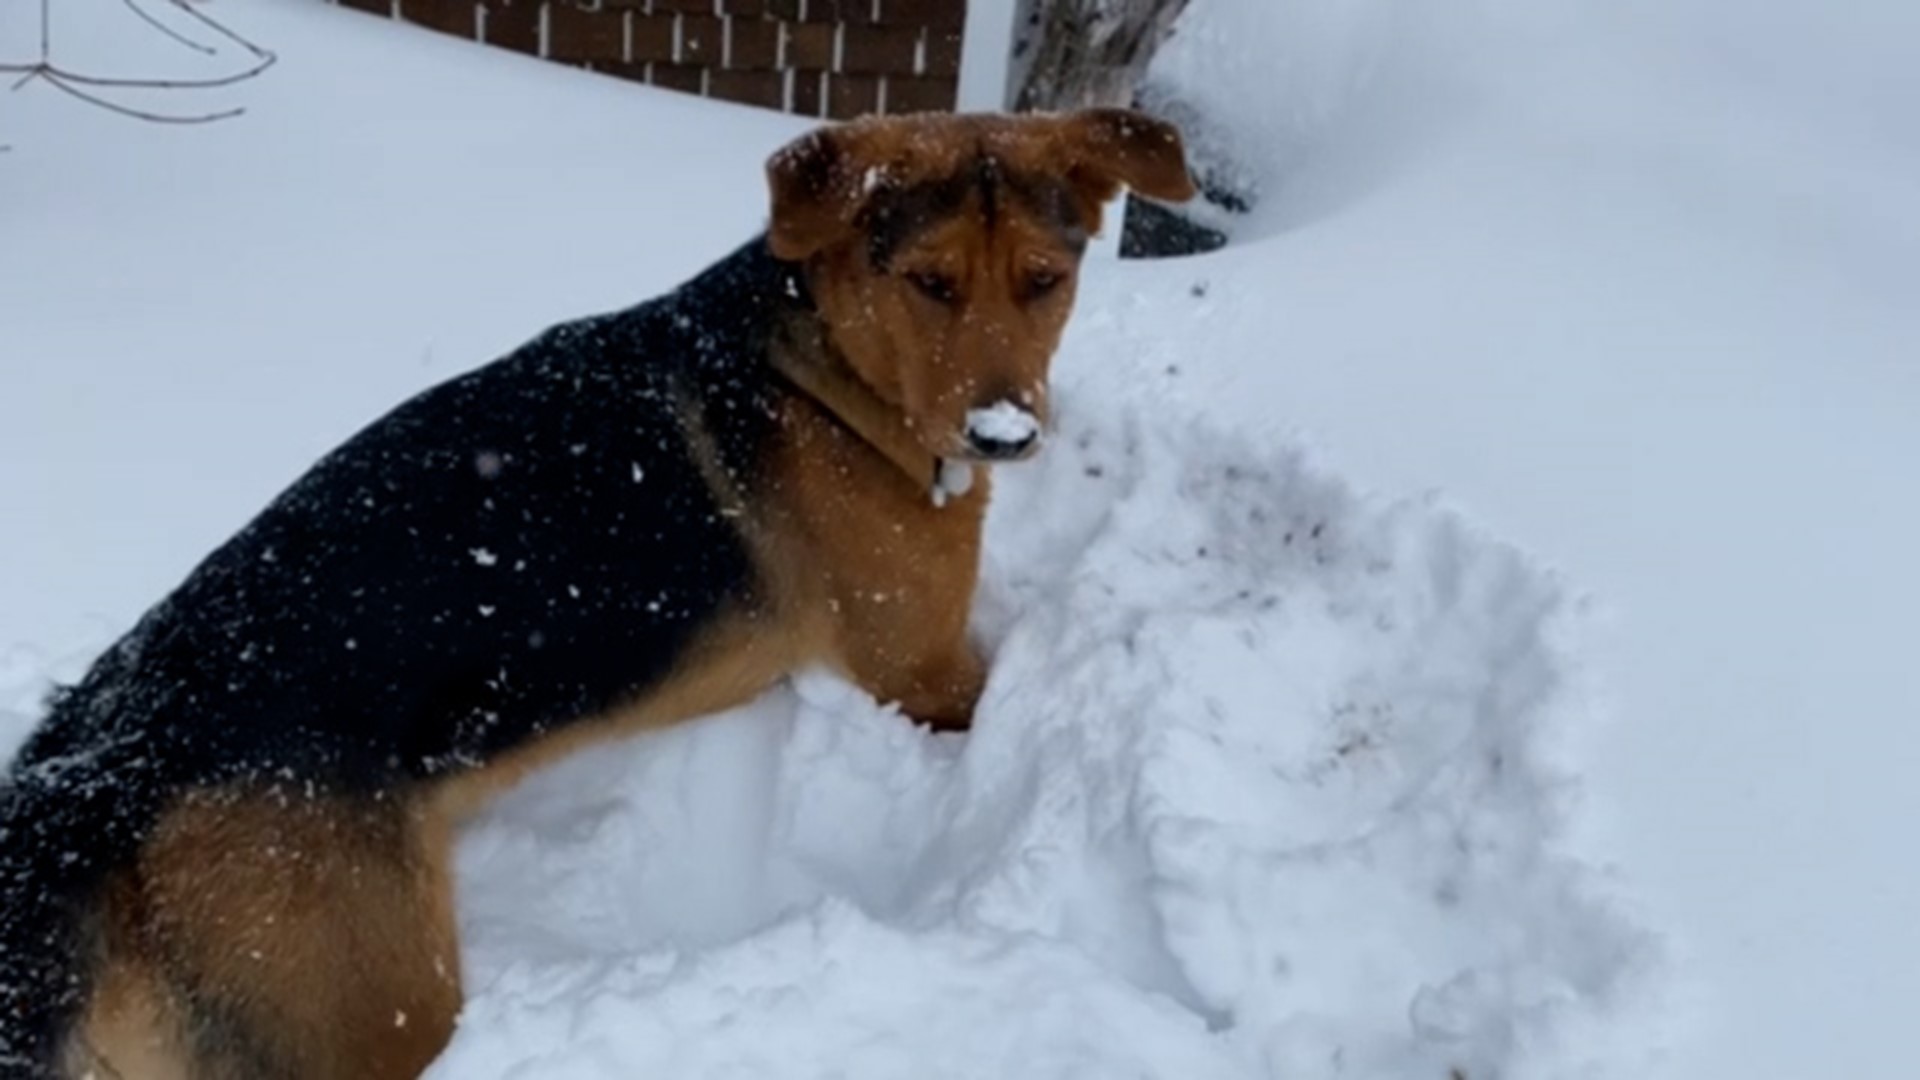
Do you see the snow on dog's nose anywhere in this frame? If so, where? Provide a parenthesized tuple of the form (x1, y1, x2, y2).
(963, 401, 1041, 460)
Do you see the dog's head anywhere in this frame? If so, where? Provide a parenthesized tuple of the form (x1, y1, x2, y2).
(767, 109, 1195, 463)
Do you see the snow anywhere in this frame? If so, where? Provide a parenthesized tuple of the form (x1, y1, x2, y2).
(965, 399, 1041, 446)
(428, 393, 1643, 1078)
(1143, 2, 1920, 1077)
(3, 0, 1916, 1077)
(957, 0, 1019, 108)
(932, 457, 976, 506)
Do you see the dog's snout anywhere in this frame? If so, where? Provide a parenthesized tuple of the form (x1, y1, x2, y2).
(963, 400, 1041, 461)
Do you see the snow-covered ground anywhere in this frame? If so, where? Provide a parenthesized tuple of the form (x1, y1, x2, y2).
(1143, 3, 1920, 1078)
(3, 0, 1916, 1077)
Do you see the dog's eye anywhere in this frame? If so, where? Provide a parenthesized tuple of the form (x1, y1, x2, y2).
(1024, 270, 1065, 301)
(906, 271, 959, 305)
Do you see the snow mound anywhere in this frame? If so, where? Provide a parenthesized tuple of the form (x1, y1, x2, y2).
(433, 373, 1647, 1077)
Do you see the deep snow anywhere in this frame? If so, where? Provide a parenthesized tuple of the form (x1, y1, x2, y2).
(425, 383, 1646, 1078)
(1145, 2, 1920, 1077)
(3, 0, 1916, 1076)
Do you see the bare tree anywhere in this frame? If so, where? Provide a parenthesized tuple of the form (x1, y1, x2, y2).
(1011, 0, 1191, 112)
(1, 0, 274, 129)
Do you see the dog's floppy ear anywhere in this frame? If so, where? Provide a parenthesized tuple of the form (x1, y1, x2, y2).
(1062, 108, 1198, 206)
(767, 126, 870, 262)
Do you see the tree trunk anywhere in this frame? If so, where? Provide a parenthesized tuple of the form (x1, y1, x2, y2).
(1010, 0, 1192, 112)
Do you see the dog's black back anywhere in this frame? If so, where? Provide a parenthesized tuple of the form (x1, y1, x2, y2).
(0, 238, 802, 1073)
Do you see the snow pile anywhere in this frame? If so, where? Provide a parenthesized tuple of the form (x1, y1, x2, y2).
(1146, 0, 1395, 190)
(429, 359, 1646, 1076)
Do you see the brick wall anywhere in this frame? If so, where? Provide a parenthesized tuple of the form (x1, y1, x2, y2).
(335, 0, 967, 118)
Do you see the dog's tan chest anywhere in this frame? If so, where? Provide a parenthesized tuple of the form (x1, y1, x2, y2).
(756, 394, 989, 728)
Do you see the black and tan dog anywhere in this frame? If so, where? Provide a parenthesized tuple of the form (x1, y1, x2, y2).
(0, 109, 1193, 1079)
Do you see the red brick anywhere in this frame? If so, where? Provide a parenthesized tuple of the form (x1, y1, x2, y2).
(719, 0, 768, 14)
(678, 14, 722, 61)
(785, 22, 835, 69)
(725, 17, 780, 68)
(401, 0, 476, 37)
(650, 62, 706, 93)
(338, 0, 392, 15)
(653, 0, 714, 12)
(708, 68, 786, 108)
(923, 25, 961, 76)
(595, 60, 651, 84)
(791, 68, 827, 116)
(829, 0, 878, 23)
(548, 5, 625, 60)
(766, 0, 803, 19)
(883, 73, 954, 113)
(480, 0, 541, 53)
(789, 0, 840, 21)
(879, 0, 963, 29)
(839, 23, 917, 74)
(827, 72, 880, 118)
(631, 14, 676, 61)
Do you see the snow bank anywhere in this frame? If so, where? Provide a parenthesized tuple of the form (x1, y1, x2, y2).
(430, 361, 1647, 1076)
(1142, 4, 1920, 1077)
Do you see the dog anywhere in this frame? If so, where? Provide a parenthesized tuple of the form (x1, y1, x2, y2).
(0, 108, 1193, 1078)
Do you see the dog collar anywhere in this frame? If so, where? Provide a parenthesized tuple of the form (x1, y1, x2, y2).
(768, 323, 977, 508)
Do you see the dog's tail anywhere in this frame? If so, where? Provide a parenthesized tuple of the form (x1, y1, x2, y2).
(0, 740, 152, 1079)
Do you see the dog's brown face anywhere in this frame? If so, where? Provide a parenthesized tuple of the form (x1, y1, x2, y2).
(767, 110, 1196, 463)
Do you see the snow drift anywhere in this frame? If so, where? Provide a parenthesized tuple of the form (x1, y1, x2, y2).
(420, 360, 1647, 1076)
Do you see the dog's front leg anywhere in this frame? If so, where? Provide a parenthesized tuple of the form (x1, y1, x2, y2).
(837, 610, 986, 733)
(888, 645, 986, 733)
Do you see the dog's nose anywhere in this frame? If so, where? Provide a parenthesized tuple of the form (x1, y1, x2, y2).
(967, 430, 1037, 460)
(964, 401, 1041, 460)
